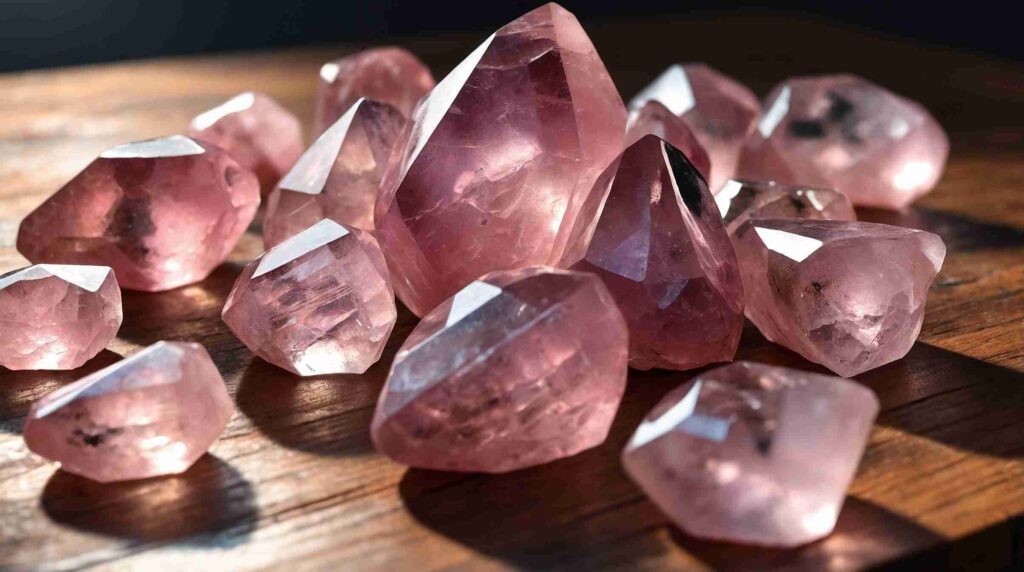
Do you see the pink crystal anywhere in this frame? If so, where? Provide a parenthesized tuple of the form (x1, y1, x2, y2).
(223, 219, 396, 376)
(623, 361, 878, 547)
(717, 179, 856, 235)
(738, 75, 949, 209)
(23, 341, 233, 483)
(630, 64, 760, 192)
(371, 266, 628, 473)
(17, 136, 260, 292)
(313, 47, 435, 137)
(263, 99, 406, 247)
(188, 92, 304, 194)
(0, 265, 121, 370)
(732, 218, 945, 376)
(627, 101, 712, 184)
(569, 135, 744, 371)
(376, 4, 627, 316)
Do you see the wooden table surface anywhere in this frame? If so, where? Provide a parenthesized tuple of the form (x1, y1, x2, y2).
(1, 13, 1023, 572)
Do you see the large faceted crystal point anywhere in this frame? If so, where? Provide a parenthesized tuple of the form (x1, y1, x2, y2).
(17, 136, 260, 292)
(733, 218, 946, 376)
(371, 266, 629, 473)
(0, 265, 122, 370)
(627, 100, 712, 184)
(570, 135, 744, 371)
(717, 179, 856, 236)
(623, 361, 879, 547)
(738, 75, 949, 209)
(23, 341, 233, 483)
(375, 3, 627, 316)
(264, 98, 406, 247)
(224, 219, 396, 376)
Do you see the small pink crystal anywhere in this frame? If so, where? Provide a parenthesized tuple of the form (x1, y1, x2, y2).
(313, 47, 435, 137)
(17, 136, 260, 292)
(733, 218, 945, 376)
(0, 265, 121, 370)
(376, 3, 627, 316)
(627, 101, 712, 184)
(263, 99, 406, 247)
(188, 92, 304, 194)
(717, 179, 856, 235)
(569, 135, 743, 371)
(24, 341, 233, 483)
(371, 266, 628, 473)
(738, 75, 949, 209)
(623, 361, 878, 547)
(223, 219, 396, 376)
(630, 64, 760, 192)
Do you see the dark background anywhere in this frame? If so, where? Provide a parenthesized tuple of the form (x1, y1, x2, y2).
(0, 0, 1018, 73)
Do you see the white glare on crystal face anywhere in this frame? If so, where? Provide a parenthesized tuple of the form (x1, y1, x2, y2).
(628, 381, 702, 449)
(754, 227, 824, 262)
(715, 179, 744, 218)
(758, 86, 791, 138)
(190, 92, 256, 131)
(320, 62, 340, 83)
(629, 65, 695, 116)
(255, 219, 350, 278)
(445, 281, 502, 327)
(102, 135, 205, 159)
(891, 160, 934, 192)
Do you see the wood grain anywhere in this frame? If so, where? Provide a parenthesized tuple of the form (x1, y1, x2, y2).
(2, 14, 1023, 571)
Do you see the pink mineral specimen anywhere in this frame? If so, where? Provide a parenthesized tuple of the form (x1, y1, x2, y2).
(569, 135, 744, 371)
(627, 101, 712, 184)
(630, 64, 760, 192)
(623, 361, 878, 547)
(716, 179, 856, 235)
(223, 219, 396, 376)
(371, 266, 628, 473)
(738, 75, 949, 209)
(0, 265, 121, 371)
(17, 136, 260, 292)
(375, 3, 627, 316)
(313, 47, 435, 137)
(732, 218, 945, 376)
(188, 92, 304, 194)
(263, 99, 406, 247)
(24, 341, 233, 483)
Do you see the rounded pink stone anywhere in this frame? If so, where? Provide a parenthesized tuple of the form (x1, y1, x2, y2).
(716, 178, 856, 236)
(627, 100, 712, 184)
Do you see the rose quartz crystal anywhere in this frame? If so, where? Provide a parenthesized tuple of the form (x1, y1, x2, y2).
(371, 266, 628, 473)
(738, 75, 949, 209)
(717, 179, 856, 235)
(630, 64, 760, 192)
(313, 47, 435, 137)
(188, 92, 304, 194)
(733, 219, 945, 376)
(263, 99, 406, 246)
(569, 135, 744, 371)
(223, 219, 396, 376)
(0, 265, 121, 370)
(623, 361, 878, 547)
(24, 341, 233, 483)
(17, 136, 260, 292)
(375, 3, 627, 316)
(627, 101, 712, 184)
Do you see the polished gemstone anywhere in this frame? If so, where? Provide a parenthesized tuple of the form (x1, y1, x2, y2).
(17, 136, 260, 292)
(623, 361, 878, 547)
(188, 92, 304, 193)
(313, 47, 435, 136)
(223, 219, 396, 376)
(627, 101, 711, 184)
(371, 266, 628, 473)
(569, 135, 743, 371)
(263, 99, 406, 246)
(375, 3, 627, 316)
(23, 341, 233, 483)
(0, 265, 121, 370)
(630, 64, 760, 192)
(732, 219, 945, 376)
(717, 179, 856, 235)
(738, 75, 949, 209)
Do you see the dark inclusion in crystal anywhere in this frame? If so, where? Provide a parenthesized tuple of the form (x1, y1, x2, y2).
(664, 142, 705, 216)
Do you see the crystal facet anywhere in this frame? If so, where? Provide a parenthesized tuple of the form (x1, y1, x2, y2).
(371, 266, 628, 473)
(313, 47, 435, 137)
(733, 219, 945, 376)
(263, 99, 406, 247)
(627, 101, 712, 184)
(569, 135, 743, 371)
(0, 265, 121, 371)
(223, 219, 396, 376)
(717, 179, 856, 235)
(375, 3, 627, 316)
(623, 361, 878, 547)
(17, 136, 260, 292)
(630, 64, 760, 192)
(23, 341, 233, 483)
(738, 75, 949, 209)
